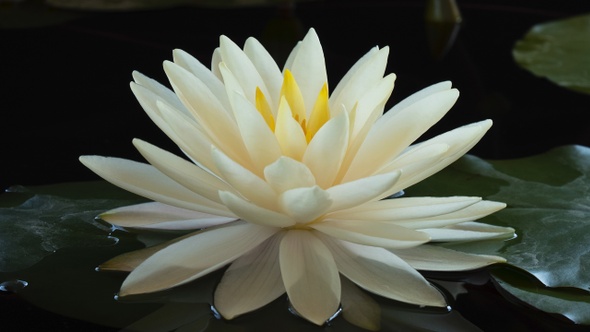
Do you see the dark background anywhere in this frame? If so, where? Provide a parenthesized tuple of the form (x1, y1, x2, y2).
(2, 0, 590, 192)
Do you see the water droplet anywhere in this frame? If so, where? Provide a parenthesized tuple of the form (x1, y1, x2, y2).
(0, 279, 28, 293)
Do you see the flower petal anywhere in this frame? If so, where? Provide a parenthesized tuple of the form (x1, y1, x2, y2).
(329, 196, 482, 221)
(312, 219, 430, 248)
(343, 87, 459, 182)
(219, 35, 271, 105)
(244, 36, 283, 112)
(214, 233, 285, 319)
(329, 47, 390, 118)
(391, 244, 507, 271)
(393, 200, 507, 229)
(279, 230, 341, 326)
(132, 71, 188, 115)
(263, 156, 316, 193)
(119, 222, 278, 296)
(172, 48, 230, 111)
(284, 28, 327, 115)
(219, 191, 295, 228)
(422, 221, 515, 242)
(274, 97, 307, 160)
(303, 111, 349, 189)
(78, 156, 232, 217)
(133, 138, 232, 204)
(211, 147, 277, 210)
(318, 233, 446, 307)
(279, 186, 332, 223)
(100, 202, 236, 230)
(326, 171, 401, 212)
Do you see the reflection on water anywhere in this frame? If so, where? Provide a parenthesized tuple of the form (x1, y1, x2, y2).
(0, 279, 28, 293)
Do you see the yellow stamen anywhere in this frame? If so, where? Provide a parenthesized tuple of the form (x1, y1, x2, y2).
(306, 83, 330, 142)
(255, 87, 275, 131)
(280, 70, 307, 132)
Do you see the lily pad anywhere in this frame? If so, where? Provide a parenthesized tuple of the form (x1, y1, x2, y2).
(407, 144, 590, 324)
(513, 13, 590, 95)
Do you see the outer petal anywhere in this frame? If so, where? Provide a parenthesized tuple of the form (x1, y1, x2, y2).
(328, 196, 482, 221)
(421, 221, 515, 242)
(214, 233, 286, 319)
(284, 28, 327, 115)
(318, 233, 446, 307)
(133, 138, 233, 204)
(303, 111, 349, 189)
(100, 202, 236, 230)
(390, 120, 493, 190)
(343, 88, 459, 182)
(340, 276, 381, 331)
(79, 156, 233, 217)
(392, 200, 507, 229)
(119, 222, 278, 296)
(391, 244, 507, 271)
(279, 230, 341, 326)
(219, 191, 296, 228)
(132, 71, 188, 116)
(311, 219, 430, 248)
(326, 171, 401, 212)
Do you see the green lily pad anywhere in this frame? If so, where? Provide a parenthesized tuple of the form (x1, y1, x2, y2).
(407, 144, 590, 324)
(513, 13, 590, 95)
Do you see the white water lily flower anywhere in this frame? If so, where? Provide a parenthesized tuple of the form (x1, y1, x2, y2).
(79, 28, 514, 326)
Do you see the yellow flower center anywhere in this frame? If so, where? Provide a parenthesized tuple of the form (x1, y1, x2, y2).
(255, 69, 330, 143)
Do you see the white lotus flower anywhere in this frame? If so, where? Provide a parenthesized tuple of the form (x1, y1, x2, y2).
(79, 28, 514, 327)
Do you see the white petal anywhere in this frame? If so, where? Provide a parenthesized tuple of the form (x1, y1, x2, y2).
(133, 138, 232, 204)
(391, 244, 507, 271)
(329, 47, 390, 117)
(303, 111, 349, 189)
(393, 200, 507, 229)
(101, 202, 236, 230)
(244, 36, 283, 112)
(422, 221, 515, 242)
(172, 49, 230, 111)
(132, 71, 188, 116)
(329, 196, 481, 221)
(279, 230, 341, 326)
(279, 186, 332, 223)
(312, 219, 430, 248)
(274, 97, 307, 160)
(219, 35, 270, 105)
(326, 171, 401, 212)
(343, 88, 459, 182)
(79, 156, 232, 217)
(392, 120, 493, 190)
(284, 28, 327, 115)
(119, 222, 278, 296)
(318, 233, 446, 307)
(214, 233, 285, 319)
(264, 156, 316, 193)
(163, 61, 252, 168)
(219, 191, 295, 228)
(211, 147, 277, 210)
(226, 90, 282, 174)
(350, 74, 396, 139)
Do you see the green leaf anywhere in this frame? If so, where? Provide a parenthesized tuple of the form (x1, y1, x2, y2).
(513, 13, 590, 95)
(407, 145, 590, 323)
